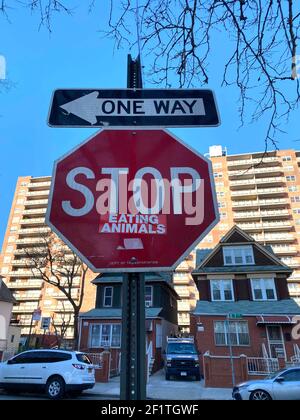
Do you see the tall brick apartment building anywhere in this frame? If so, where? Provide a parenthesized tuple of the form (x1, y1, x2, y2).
(198, 146, 300, 307)
(0, 176, 96, 341)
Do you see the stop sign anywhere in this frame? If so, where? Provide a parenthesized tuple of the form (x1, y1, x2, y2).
(46, 129, 219, 272)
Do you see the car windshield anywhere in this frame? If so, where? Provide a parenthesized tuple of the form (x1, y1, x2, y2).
(167, 343, 197, 355)
(76, 353, 92, 364)
(265, 368, 287, 380)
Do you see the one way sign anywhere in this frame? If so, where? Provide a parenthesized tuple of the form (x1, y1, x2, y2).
(48, 89, 220, 128)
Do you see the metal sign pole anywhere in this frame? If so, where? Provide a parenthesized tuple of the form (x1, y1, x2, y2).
(120, 55, 146, 400)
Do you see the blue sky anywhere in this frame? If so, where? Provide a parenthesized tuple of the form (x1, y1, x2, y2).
(0, 3, 299, 247)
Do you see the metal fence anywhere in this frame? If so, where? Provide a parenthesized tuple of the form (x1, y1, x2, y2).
(247, 357, 279, 375)
(85, 352, 103, 368)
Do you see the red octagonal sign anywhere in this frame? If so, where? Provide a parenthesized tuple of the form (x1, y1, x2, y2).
(46, 129, 219, 272)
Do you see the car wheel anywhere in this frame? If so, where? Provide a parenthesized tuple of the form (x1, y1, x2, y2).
(250, 390, 272, 401)
(46, 376, 65, 400)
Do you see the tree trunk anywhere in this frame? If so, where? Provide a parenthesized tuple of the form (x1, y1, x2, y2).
(73, 309, 80, 350)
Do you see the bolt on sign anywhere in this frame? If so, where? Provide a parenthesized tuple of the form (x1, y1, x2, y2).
(46, 129, 219, 272)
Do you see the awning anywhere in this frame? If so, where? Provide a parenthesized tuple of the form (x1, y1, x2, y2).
(256, 315, 297, 325)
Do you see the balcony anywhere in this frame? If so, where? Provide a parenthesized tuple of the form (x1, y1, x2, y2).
(28, 181, 51, 189)
(15, 238, 45, 245)
(18, 227, 50, 236)
(231, 189, 258, 198)
(12, 306, 39, 313)
(229, 166, 283, 178)
(264, 234, 295, 242)
(227, 157, 279, 168)
(14, 294, 41, 301)
(237, 221, 293, 232)
(177, 302, 191, 311)
(272, 246, 298, 255)
(24, 199, 48, 208)
(232, 198, 289, 209)
(11, 259, 36, 267)
(8, 269, 41, 277)
(19, 218, 45, 226)
(22, 208, 47, 215)
(14, 248, 47, 256)
(26, 190, 49, 198)
(234, 209, 290, 221)
(8, 280, 43, 289)
(230, 177, 285, 188)
(174, 287, 190, 298)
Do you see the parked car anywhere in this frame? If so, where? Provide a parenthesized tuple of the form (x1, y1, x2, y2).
(0, 349, 95, 399)
(164, 337, 201, 381)
(233, 367, 300, 400)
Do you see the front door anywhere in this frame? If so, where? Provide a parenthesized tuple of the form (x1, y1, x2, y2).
(266, 325, 286, 360)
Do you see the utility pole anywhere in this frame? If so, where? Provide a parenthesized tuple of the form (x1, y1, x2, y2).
(120, 55, 146, 401)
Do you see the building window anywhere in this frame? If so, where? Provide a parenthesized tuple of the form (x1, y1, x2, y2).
(89, 324, 121, 348)
(286, 176, 296, 182)
(289, 186, 298, 192)
(223, 246, 254, 266)
(214, 321, 250, 346)
(291, 197, 300, 203)
(210, 280, 234, 301)
(145, 286, 153, 307)
(220, 212, 227, 220)
(282, 156, 292, 162)
(251, 278, 277, 301)
(214, 172, 223, 178)
(103, 287, 113, 307)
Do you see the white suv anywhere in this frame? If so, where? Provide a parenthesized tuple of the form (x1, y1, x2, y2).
(0, 350, 95, 399)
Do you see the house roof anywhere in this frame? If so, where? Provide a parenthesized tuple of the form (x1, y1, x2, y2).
(192, 299, 300, 316)
(0, 278, 16, 304)
(92, 271, 180, 300)
(92, 271, 173, 284)
(80, 307, 163, 319)
(194, 265, 291, 275)
(193, 225, 292, 275)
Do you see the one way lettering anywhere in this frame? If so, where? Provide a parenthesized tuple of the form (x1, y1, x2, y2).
(59, 92, 206, 124)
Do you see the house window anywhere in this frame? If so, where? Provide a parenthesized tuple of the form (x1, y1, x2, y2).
(251, 278, 277, 301)
(145, 286, 153, 307)
(89, 324, 121, 348)
(210, 280, 234, 301)
(103, 287, 113, 307)
(223, 246, 254, 266)
(214, 321, 250, 346)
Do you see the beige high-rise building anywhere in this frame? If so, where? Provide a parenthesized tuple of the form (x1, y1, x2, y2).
(197, 146, 300, 306)
(0, 176, 96, 340)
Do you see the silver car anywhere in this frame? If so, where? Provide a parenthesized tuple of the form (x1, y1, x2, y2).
(233, 367, 300, 400)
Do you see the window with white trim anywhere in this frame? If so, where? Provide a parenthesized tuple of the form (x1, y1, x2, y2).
(286, 175, 296, 182)
(210, 280, 234, 301)
(103, 287, 113, 307)
(145, 286, 153, 307)
(214, 321, 250, 346)
(223, 246, 254, 266)
(251, 278, 277, 301)
(89, 324, 121, 348)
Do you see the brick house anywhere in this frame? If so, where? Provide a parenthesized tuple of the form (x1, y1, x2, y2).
(79, 272, 179, 378)
(190, 226, 300, 386)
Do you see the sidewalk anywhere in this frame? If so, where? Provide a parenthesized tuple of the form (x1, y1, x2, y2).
(87, 370, 232, 400)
